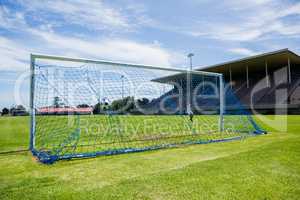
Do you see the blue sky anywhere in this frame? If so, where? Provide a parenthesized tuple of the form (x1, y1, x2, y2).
(0, 0, 300, 109)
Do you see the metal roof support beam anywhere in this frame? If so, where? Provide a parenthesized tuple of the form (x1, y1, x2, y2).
(186, 69, 191, 114)
(219, 75, 224, 132)
(288, 56, 291, 84)
(246, 65, 249, 88)
(229, 66, 232, 89)
(265, 61, 270, 87)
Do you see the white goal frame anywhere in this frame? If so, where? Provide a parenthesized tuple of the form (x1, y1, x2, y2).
(29, 53, 224, 160)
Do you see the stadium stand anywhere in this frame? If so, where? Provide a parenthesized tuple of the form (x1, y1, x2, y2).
(198, 49, 300, 114)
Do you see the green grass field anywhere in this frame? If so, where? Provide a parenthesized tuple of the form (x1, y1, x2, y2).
(1, 115, 300, 199)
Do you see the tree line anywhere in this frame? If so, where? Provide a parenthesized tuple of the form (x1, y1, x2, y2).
(1, 96, 152, 116)
(92, 96, 150, 114)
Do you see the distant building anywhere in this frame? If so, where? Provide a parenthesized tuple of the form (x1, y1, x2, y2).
(10, 106, 28, 116)
(37, 106, 93, 115)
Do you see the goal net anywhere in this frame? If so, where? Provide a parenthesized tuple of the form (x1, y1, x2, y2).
(30, 54, 265, 163)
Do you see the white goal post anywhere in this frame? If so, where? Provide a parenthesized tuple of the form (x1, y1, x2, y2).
(29, 53, 265, 164)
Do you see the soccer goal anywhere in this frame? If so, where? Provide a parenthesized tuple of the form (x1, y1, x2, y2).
(30, 54, 265, 164)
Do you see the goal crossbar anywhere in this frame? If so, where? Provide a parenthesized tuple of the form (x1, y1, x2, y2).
(30, 54, 223, 77)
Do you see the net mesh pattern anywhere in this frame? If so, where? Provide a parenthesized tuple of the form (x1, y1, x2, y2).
(31, 58, 264, 163)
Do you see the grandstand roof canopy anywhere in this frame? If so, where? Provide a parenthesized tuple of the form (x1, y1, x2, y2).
(152, 49, 300, 84)
(152, 72, 204, 84)
(197, 48, 300, 74)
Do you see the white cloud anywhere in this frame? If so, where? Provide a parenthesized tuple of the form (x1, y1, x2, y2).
(0, 6, 26, 30)
(187, 24, 263, 41)
(0, 37, 29, 71)
(17, 0, 139, 32)
(0, 29, 184, 71)
(29, 29, 183, 67)
(0, 2, 185, 71)
(184, 1, 300, 42)
(223, 0, 275, 10)
(229, 48, 259, 56)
